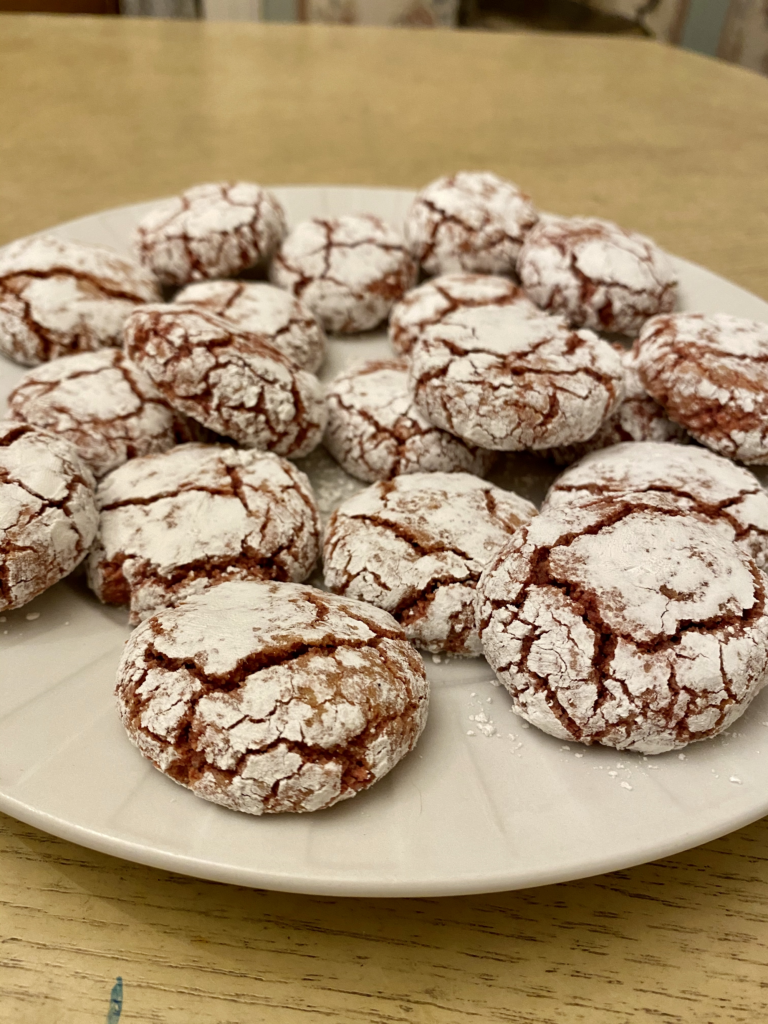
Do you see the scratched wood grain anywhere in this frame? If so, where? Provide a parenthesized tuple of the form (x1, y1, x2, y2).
(1, 16, 768, 1024)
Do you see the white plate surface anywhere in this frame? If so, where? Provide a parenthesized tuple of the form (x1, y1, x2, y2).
(2, 187, 768, 898)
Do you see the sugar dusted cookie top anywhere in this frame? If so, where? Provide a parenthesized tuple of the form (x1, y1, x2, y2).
(404, 172, 538, 277)
(115, 579, 429, 815)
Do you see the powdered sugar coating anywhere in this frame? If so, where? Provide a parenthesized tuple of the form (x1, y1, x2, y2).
(7, 349, 189, 479)
(174, 280, 326, 373)
(633, 313, 768, 464)
(325, 358, 495, 483)
(133, 182, 286, 286)
(270, 215, 417, 334)
(0, 421, 98, 611)
(517, 215, 677, 336)
(404, 172, 538, 276)
(88, 443, 320, 624)
(324, 472, 537, 656)
(477, 500, 768, 753)
(124, 305, 326, 458)
(0, 235, 160, 366)
(545, 440, 768, 569)
(115, 579, 429, 815)
(388, 272, 537, 356)
(409, 303, 625, 451)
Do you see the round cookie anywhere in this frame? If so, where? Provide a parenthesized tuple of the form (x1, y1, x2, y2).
(404, 172, 538, 277)
(389, 272, 537, 356)
(7, 348, 193, 479)
(0, 420, 98, 611)
(88, 443, 321, 624)
(174, 280, 326, 373)
(477, 500, 768, 753)
(517, 215, 677, 336)
(124, 304, 326, 458)
(323, 472, 537, 656)
(0, 235, 160, 366)
(633, 313, 768, 464)
(270, 214, 417, 334)
(408, 303, 624, 451)
(133, 182, 286, 286)
(115, 579, 429, 815)
(544, 441, 768, 568)
(324, 358, 496, 483)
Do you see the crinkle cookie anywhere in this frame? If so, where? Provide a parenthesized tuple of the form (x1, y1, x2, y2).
(404, 172, 538, 277)
(323, 472, 537, 655)
(545, 440, 768, 569)
(517, 215, 677, 336)
(477, 500, 768, 753)
(0, 235, 160, 366)
(133, 182, 286, 286)
(174, 280, 326, 373)
(633, 313, 768, 464)
(409, 304, 624, 451)
(7, 348, 192, 479)
(0, 421, 98, 611)
(541, 347, 686, 464)
(389, 272, 537, 356)
(88, 443, 320, 624)
(325, 359, 496, 483)
(270, 214, 417, 334)
(115, 579, 429, 815)
(124, 305, 326, 458)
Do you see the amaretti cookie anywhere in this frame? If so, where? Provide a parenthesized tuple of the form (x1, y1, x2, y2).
(404, 172, 538, 277)
(633, 313, 768, 464)
(517, 215, 677, 336)
(133, 182, 286, 286)
(477, 500, 768, 753)
(270, 214, 417, 334)
(388, 272, 537, 356)
(174, 280, 326, 373)
(408, 304, 624, 451)
(0, 421, 98, 611)
(7, 348, 190, 479)
(324, 359, 496, 483)
(323, 472, 537, 655)
(124, 305, 326, 458)
(0, 235, 160, 366)
(115, 579, 429, 815)
(544, 440, 768, 569)
(88, 443, 320, 624)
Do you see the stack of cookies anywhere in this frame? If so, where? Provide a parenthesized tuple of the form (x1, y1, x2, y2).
(2, 171, 768, 817)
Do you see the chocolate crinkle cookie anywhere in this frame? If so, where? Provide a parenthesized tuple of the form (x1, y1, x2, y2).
(477, 499, 768, 753)
(324, 358, 496, 483)
(174, 280, 326, 373)
(88, 443, 320, 624)
(0, 235, 160, 366)
(544, 440, 768, 569)
(409, 303, 624, 451)
(633, 313, 768, 464)
(517, 215, 677, 336)
(404, 172, 538, 277)
(270, 214, 417, 334)
(7, 348, 193, 479)
(115, 579, 429, 815)
(541, 347, 686, 465)
(0, 420, 98, 611)
(133, 182, 286, 286)
(388, 272, 538, 356)
(323, 472, 537, 656)
(124, 305, 326, 458)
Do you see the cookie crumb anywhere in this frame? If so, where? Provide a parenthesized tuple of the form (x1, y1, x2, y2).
(620, 781, 633, 791)
(729, 776, 742, 785)
(25, 612, 40, 621)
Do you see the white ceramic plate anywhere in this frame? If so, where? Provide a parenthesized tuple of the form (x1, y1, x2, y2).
(2, 187, 768, 898)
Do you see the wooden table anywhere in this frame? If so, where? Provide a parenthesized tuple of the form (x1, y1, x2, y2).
(2, 15, 768, 1023)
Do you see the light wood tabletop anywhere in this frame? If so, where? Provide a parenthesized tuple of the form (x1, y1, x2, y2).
(2, 14, 768, 1024)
